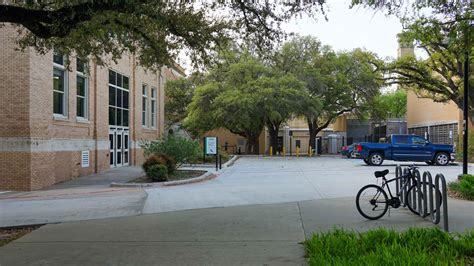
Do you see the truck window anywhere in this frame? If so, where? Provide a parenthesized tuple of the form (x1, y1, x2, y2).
(394, 135, 410, 144)
(412, 136, 427, 145)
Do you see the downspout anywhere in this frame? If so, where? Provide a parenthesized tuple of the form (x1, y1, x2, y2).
(158, 67, 163, 137)
(132, 55, 137, 165)
(93, 59, 99, 173)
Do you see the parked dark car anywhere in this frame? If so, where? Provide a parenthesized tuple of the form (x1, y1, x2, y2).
(353, 134, 455, 166)
(341, 144, 355, 158)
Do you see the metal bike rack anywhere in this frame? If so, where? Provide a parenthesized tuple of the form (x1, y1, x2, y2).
(395, 165, 449, 231)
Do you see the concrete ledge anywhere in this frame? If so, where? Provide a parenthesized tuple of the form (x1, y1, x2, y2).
(110, 171, 218, 188)
(110, 182, 155, 188)
(163, 172, 217, 186)
(223, 155, 240, 168)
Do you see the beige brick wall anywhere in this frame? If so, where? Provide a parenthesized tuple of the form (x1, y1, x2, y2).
(0, 152, 31, 191)
(0, 25, 30, 138)
(1, 25, 183, 190)
(407, 90, 461, 128)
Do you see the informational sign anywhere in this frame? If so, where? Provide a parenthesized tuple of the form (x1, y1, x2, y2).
(205, 137, 218, 155)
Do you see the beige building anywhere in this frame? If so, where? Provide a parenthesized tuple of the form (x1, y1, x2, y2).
(400, 39, 462, 145)
(0, 25, 184, 191)
(205, 116, 347, 155)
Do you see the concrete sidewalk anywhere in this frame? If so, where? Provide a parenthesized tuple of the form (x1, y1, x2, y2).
(1, 197, 472, 266)
(47, 166, 144, 189)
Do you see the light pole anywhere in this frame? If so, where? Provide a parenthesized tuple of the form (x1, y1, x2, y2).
(463, 50, 469, 175)
(462, 2, 472, 175)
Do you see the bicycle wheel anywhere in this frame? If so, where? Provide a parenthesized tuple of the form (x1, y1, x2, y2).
(356, 184, 389, 220)
(406, 183, 443, 216)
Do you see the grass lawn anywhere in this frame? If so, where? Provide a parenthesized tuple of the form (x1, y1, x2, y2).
(305, 228, 474, 265)
(130, 170, 207, 183)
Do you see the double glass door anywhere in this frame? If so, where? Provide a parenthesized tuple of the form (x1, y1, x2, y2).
(109, 127, 129, 167)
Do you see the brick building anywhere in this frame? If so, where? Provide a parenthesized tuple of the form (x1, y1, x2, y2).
(0, 25, 184, 191)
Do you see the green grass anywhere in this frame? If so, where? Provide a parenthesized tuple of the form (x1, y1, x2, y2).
(448, 175, 474, 201)
(305, 228, 474, 266)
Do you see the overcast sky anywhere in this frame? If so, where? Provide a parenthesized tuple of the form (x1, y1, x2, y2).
(282, 0, 404, 60)
(180, 1, 407, 73)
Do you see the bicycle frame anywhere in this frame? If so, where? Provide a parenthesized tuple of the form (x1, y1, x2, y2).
(380, 171, 414, 200)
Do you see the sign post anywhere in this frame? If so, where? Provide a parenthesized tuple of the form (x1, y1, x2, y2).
(204, 137, 218, 171)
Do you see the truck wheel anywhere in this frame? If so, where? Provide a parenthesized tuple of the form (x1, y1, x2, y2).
(435, 152, 450, 166)
(369, 153, 384, 166)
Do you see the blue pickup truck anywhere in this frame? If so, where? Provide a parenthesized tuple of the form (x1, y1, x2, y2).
(353, 134, 455, 166)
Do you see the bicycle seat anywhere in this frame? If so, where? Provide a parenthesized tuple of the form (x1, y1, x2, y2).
(374, 169, 389, 178)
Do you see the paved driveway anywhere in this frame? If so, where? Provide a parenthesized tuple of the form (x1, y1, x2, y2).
(0, 156, 469, 227)
(143, 156, 465, 214)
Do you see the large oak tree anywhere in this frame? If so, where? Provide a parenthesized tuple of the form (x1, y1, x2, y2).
(353, 0, 473, 111)
(0, 0, 326, 69)
(275, 36, 383, 149)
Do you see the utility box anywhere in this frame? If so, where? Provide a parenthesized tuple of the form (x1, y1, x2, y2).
(328, 134, 339, 154)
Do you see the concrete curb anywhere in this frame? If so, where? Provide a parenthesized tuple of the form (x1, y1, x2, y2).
(162, 172, 217, 186)
(110, 171, 218, 188)
(109, 156, 240, 189)
(223, 155, 240, 168)
(110, 182, 156, 188)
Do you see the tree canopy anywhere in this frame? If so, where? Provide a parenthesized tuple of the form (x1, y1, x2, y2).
(353, 0, 473, 111)
(1, 0, 326, 69)
(370, 89, 407, 122)
(275, 36, 383, 148)
(164, 73, 204, 128)
(184, 52, 269, 154)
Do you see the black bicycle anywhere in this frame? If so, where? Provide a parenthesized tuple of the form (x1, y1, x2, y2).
(356, 166, 442, 220)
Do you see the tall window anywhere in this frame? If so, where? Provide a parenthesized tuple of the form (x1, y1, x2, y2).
(76, 58, 88, 119)
(53, 52, 67, 116)
(142, 84, 148, 127)
(151, 87, 157, 128)
(108, 70, 129, 126)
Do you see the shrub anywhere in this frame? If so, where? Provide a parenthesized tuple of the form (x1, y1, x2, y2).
(157, 154, 176, 174)
(450, 174, 474, 200)
(142, 155, 162, 173)
(456, 132, 474, 162)
(142, 154, 176, 175)
(199, 150, 230, 164)
(141, 135, 200, 166)
(147, 164, 168, 182)
(220, 150, 230, 162)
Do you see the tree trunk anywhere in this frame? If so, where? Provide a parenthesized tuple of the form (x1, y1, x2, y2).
(307, 118, 317, 152)
(246, 136, 260, 155)
(267, 121, 280, 155)
(306, 117, 333, 154)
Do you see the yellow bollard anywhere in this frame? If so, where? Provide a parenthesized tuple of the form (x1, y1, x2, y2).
(296, 146, 299, 157)
(309, 146, 312, 157)
(269, 146, 273, 157)
(282, 147, 286, 157)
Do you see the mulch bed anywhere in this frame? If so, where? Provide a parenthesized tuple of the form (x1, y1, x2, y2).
(0, 225, 41, 247)
(129, 170, 207, 183)
(447, 188, 472, 201)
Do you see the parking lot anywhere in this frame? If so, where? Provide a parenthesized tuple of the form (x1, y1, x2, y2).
(0, 155, 468, 227)
(142, 155, 466, 214)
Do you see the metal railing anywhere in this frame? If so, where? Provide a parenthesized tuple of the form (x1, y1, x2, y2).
(395, 165, 449, 231)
